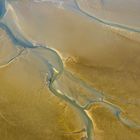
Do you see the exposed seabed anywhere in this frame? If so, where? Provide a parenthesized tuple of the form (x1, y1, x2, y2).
(0, 1, 140, 140)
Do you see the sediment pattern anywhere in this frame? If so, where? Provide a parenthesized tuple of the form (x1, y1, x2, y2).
(0, 0, 140, 140)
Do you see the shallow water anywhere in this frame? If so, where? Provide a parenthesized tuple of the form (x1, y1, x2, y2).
(0, 0, 140, 140)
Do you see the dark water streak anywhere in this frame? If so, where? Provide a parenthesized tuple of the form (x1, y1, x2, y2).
(0, 1, 139, 140)
(74, 0, 140, 33)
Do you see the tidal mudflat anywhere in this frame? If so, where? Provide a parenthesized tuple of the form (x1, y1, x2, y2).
(0, 0, 140, 140)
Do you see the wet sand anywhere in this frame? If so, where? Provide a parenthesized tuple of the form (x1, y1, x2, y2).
(0, 0, 140, 140)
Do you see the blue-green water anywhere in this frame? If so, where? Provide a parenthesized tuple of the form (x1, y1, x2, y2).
(0, 1, 140, 140)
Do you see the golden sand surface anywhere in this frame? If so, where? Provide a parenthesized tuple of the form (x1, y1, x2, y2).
(0, 0, 140, 140)
(0, 48, 86, 140)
